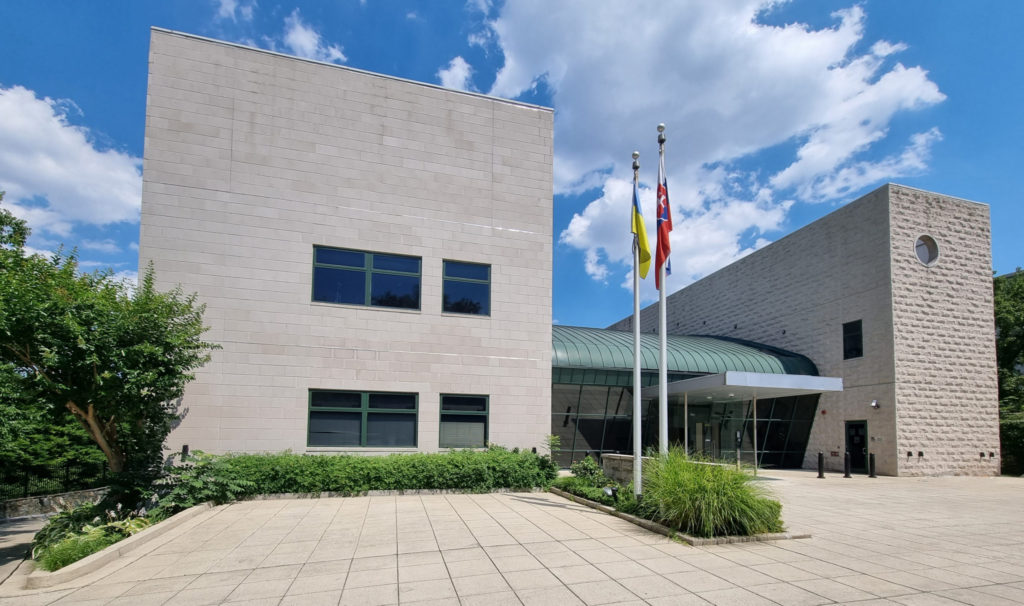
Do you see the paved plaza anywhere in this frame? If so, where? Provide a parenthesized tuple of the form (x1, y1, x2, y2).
(2, 470, 1023, 605)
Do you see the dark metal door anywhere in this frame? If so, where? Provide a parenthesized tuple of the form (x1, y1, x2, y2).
(845, 421, 868, 473)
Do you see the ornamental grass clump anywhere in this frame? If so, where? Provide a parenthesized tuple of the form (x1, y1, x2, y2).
(643, 448, 783, 538)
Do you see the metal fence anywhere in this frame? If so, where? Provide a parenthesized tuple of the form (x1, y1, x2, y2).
(0, 461, 109, 502)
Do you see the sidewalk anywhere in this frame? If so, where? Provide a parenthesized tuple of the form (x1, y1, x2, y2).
(0, 517, 45, 584)
(2, 471, 1023, 604)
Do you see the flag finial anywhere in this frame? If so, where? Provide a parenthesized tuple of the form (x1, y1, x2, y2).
(632, 150, 639, 171)
(657, 123, 666, 145)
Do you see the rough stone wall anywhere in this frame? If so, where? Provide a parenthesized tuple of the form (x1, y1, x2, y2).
(139, 30, 553, 454)
(611, 186, 905, 474)
(888, 187, 1000, 475)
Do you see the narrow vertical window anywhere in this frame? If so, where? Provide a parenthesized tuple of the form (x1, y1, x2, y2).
(443, 261, 490, 315)
(843, 320, 863, 360)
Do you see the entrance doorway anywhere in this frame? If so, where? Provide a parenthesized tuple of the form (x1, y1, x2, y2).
(845, 421, 868, 473)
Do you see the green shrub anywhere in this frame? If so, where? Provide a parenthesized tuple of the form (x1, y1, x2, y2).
(569, 456, 608, 486)
(33, 501, 152, 571)
(643, 448, 783, 538)
(553, 476, 616, 505)
(151, 447, 557, 517)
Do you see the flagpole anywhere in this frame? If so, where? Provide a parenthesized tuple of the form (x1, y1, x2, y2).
(631, 151, 643, 498)
(657, 124, 668, 456)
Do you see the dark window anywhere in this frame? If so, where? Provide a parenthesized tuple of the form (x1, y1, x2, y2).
(443, 260, 490, 315)
(439, 395, 488, 448)
(313, 246, 420, 310)
(308, 390, 417, 447)
(843, 320, 863, 360)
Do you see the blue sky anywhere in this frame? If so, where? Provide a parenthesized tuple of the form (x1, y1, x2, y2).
(1, 1, 1021, 328)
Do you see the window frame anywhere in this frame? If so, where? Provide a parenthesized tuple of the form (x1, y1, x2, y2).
(843, 320, 864, 360)
(442, 260, 491, 316)
(312, 246, 422, 310)
(439, 394, 489, 449)
(308, 389, 418, 447)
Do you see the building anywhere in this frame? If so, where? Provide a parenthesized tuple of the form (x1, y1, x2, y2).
(608, 184, 1000, 476)
(140, 30, 999, 476)
(139, 29, 553, 454)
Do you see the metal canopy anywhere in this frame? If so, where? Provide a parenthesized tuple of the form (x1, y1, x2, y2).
(641, 370, 843, 401)
(552, 325, 819, 376)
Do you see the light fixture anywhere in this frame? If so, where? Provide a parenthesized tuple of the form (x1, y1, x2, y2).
(727, 393, 735, 398)
(870, 400, 879, 409)
(602, 486, 619, 502)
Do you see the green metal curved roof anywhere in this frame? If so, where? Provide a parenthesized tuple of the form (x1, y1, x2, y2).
(552, 325, 818, 376)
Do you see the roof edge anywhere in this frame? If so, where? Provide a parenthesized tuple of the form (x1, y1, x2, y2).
(150, 27, 553, 113)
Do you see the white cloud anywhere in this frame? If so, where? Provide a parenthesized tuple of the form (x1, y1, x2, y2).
(437, 56, 474, 91)
(406, 11, 418, 20)
(282, 9, 346, 64)
(0, 86, 141, 236)
(560, 177, 789, 302)
(215, 0, 255, 22)
(81, 238, 121, 254)
(488, 1, 945, 292)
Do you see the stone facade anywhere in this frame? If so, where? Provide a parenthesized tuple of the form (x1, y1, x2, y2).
(139, 29, 553, 454)
(610, 184, 999, 476)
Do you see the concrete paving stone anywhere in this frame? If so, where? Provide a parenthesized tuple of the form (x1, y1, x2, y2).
(353, 543, 398, 558)
(502, 568, 562, 591)
(548, 564, 610, 585)
(486, 544, 531, 558)
(106, 590, 176, 605)
(616, 574, 690, 599)
(976, 583, 1024, 601)
(890, 592, 977, 605)
(711, 565, 781, 586)
(592, 559, 654, 580)
(458, 590, 523, 605)
(749, 561, 821, 582)
(60, 580, 137, 601)
(96, 564, 169, 584)
(224, 577, 292, 601)
(678, 552, 739, 571)
(492, 554, 544, 572)
(914, 566, 993, 588)
(442, 546, 487, 563)
(344, 566, 398, 588)
(515, 585, 586, 606)
(339, 583, 397, 606)
(280, 588, 342, 605)
(163, 583, 236, 606)
(185, 569, 250, 589)
(697, 586, 778, 606)
(447, 557, 499, 578)
(398, 562, 449, 582)
(832, 573, 916, 597)
(246, 563, 302, 582)
(349, 554, 397, 571)
(613, 545, 666, 561)
(397, 551, 443, 567)
(789, 558, 859, 578)
(287, 572, 348, 594)
(793, 577, 879, 602)
(646, 594, 712, 605)
(933, 587, 1023, 606)
(947, 564, 1024, 584)
(452, 572, 512, 596)
(664, 570, 736, 593)
(712, 549, 777, 567)
(222, 597, 280, 606)
(298, 559, 350, 577)
(872, 570, 961, 592)
(123, 575, 198, 595)
(576, 548, 631, 564)
(746, 581, 834, 605)
(398, 577, 457, 602)
(633, 556, 697, 575)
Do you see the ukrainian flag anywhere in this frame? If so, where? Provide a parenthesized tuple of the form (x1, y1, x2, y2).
(632, 179, 652, 279)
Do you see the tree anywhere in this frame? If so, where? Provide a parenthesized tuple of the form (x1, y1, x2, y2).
(994, 269, 1024, 474)
(0, 199, 217, 478)
(995, 269, 1024, 414)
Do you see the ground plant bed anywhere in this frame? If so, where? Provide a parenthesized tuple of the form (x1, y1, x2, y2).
(553, 449, 806, 544)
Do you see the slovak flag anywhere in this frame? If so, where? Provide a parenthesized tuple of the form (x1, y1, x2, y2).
(655, 151, 672, 290)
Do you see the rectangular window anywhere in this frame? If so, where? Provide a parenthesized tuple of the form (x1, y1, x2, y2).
(443, 260, 490, 315)
(313, 246, 421, 310)
(843, 320, 863, 360)
(439, 394, 488, 448)
(308, 390, 417, 447)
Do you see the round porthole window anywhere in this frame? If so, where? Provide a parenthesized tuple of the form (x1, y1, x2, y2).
(915, 235, 939, 266)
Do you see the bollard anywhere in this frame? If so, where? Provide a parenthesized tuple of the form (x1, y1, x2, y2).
(817, 452, 825, 478)
(869, 453, 876, 478)
(843, 451, 852, 478)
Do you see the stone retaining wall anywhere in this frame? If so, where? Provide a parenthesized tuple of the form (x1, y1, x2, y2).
(1, 487, 108, 521)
